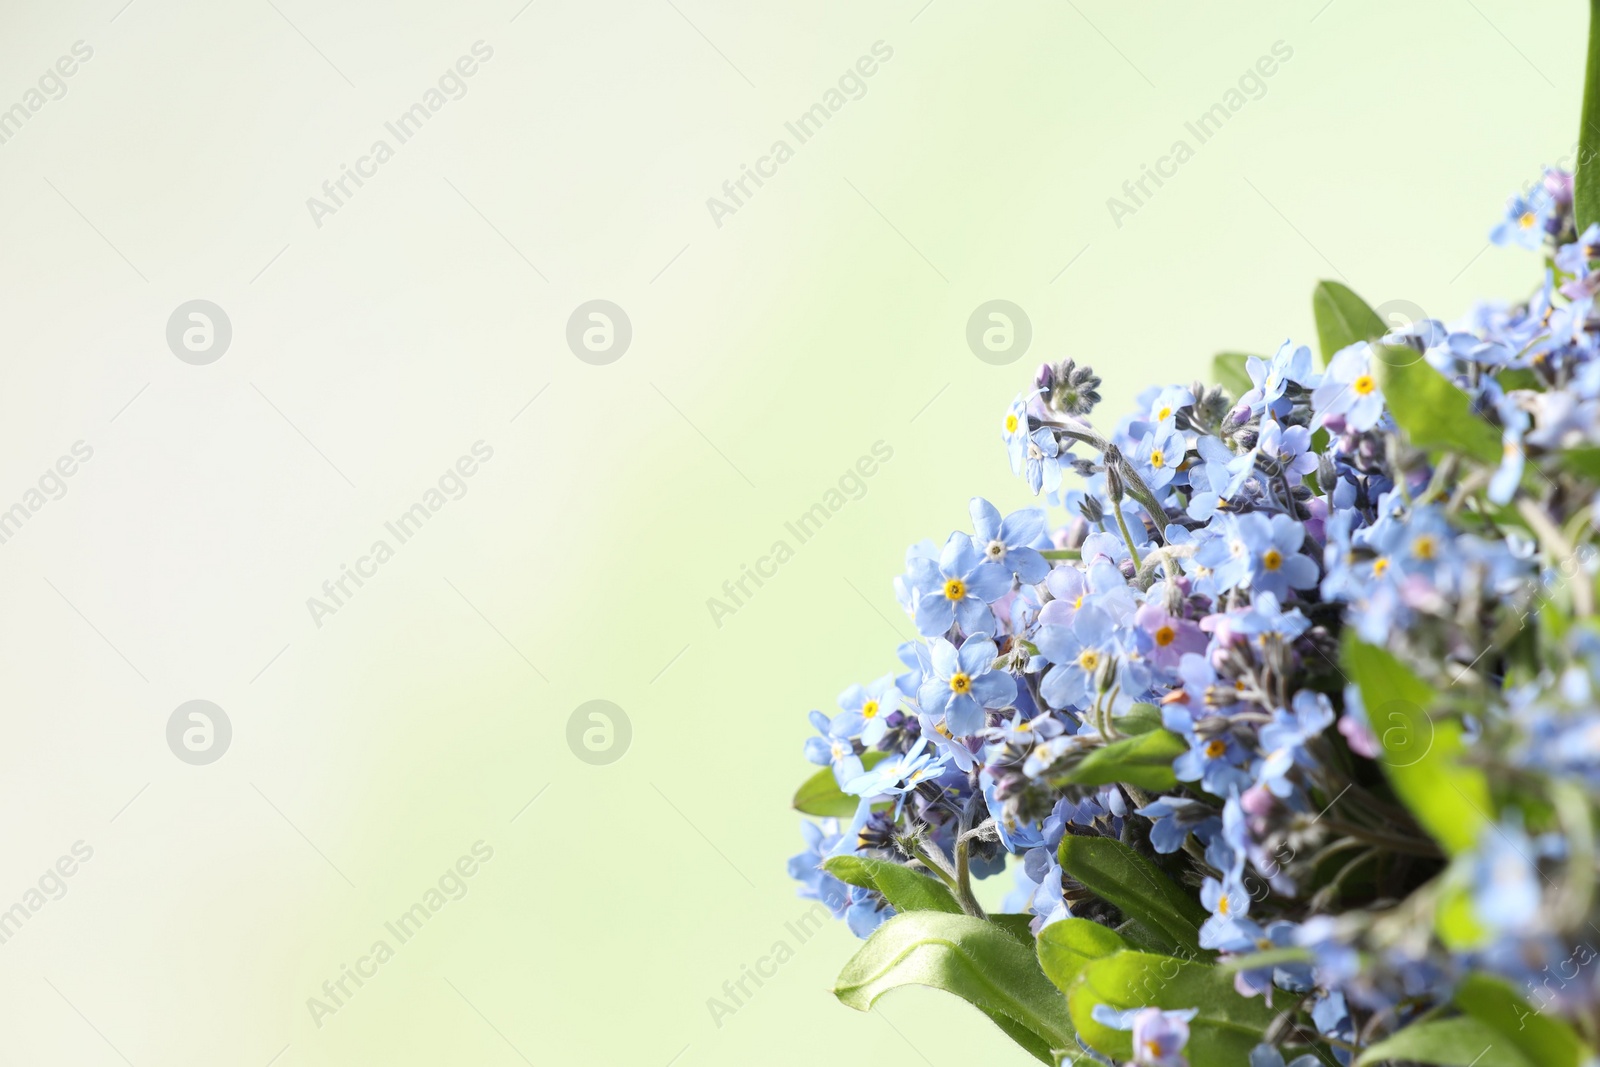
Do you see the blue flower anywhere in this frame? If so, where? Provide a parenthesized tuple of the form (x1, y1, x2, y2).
(1186, 435, 1242, 520)
(1555, 221, 1600, 276)
(1034, 606, 1117, 711)
(1250, 1043, 1323, 1067)
(1135, 795, 1220, 854)
(803, 709, 864, 787)
(1241, 341, 1314, 417)
(1256, 691, 1336, 797)
(1003, 394, 1032, 476)
(969, 497, 1050, 584)
(833, 673, 900, 748)
(1470, 820, 1547, 936)
(1131, 422, 1185, 492)
(1195, 513, 1316, 599)
(906, 532, 1012, 637)
(844, 736, 949, 799)
(1168, 712, 1253, 795)
(917, 634, 1017, 736)
(1312, 341, 1386, 432)
(1257, 420, 1318, 482)
(1022, 427, 1063, 495)
(787, 819, 851, 916)
(1491, 186, 1554, 250)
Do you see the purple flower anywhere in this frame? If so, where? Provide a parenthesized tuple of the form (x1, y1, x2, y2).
(1092, 1006, 1199, 1067)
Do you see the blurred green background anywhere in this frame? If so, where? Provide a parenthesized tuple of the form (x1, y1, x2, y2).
(0, 1, 1585, 1063)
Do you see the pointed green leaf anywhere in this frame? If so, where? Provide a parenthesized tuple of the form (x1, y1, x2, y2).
(1454, 974, 1593, 1067)
(1578, 0, 1600, 230)
(793, 751, 886, 817)
(1378, 349, 1503, 465)
(823, 855, 960, 915)
(833, 911, 1075, 1063)
(1212, 353, 1256, 398)
(1049, 729, 1185, 792)
(1037, 918, 1130, 996)
(1067, 950, 1277, 1065)
(1057, 835, 1208, 956)
(1313, 280, 1387, 366)
(1342, 637, 1491, 855)
(1354, 1017, 1535, 1067)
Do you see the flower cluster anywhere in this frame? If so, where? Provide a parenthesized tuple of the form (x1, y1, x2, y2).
(789, 168, 1600, 1066)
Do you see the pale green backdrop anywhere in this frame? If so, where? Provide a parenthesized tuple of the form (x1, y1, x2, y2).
(0, 1, 1583, 1064)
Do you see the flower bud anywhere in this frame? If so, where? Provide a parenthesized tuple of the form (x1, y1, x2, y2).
(1102, 445, 1126, 503)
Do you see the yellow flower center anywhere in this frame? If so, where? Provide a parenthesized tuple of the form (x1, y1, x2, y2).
(1262, 548, 1283, 571)
(1005, 413, 1020, 434)
(1150, 448, 1166, 469)
(1158, 405, 1173, 421)
(1353, 373, 1377, 396)
(1077, 649, 1101, 672)
(944, 577, 967, 601)
(1372, 556, 1389, 576)
(1218, 893, 1232, 916)
(949, 672, 972, 695)
(1412, 535, 1436, 561)
(1073, 594, 1084, 610)
(1154, 625, 1176, 647)
(1205, 739, 1228, 758)
(1520, 211, 1537, 228)
(862, 700, 879, 720)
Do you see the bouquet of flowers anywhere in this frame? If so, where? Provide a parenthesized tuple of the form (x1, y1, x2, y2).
(787, 57, 1600, 1066)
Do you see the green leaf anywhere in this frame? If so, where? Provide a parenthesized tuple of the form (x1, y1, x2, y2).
(1378, 349, 1503, 465)
(1342, 636, 1492, 855)
(1578, 0, 1600, 231)
(1036, 918, 1130, 996)
(1049, 729, 1185, 792)
(1454, 974, 1593, 1067)
(1562, 446, 1600, 481)
(1212, 353, 1256, 398)
(793, 751, 886, 817)
(1354, 1017, 1535, 1067)
(1313, 280, 1387, 366)
(1114, 702, 1164, 735)
(833, 911, 1075, 1063)
(987, 912, 1038, 944)
(1497, 367, 1542, 392)
(1067, 950, 1277, 1065)
(1057, 836, 1208, 956)
(823, 855, 960, 915)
